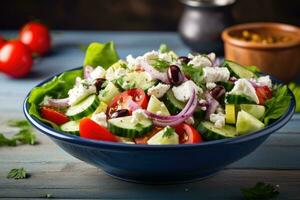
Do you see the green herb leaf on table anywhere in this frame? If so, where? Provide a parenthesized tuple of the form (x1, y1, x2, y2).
(13, 129, 37, 145)
(8, 119, 31, 129)
(288, 82, 300, 112)
(241, 182, 279, 200)
(0, 133, 17, 146)
(7, 168, 28, 179)
(263, 85, 291, 125)
(83, 41, 119, 69)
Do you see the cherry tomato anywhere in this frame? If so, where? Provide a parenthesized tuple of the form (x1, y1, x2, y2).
(79, 118, 118, 142)
(174, 123, 202, 144)
(0, 36, 6, 49)
(40, 107, 69, 125)
(0, 40, 33, 78)
(107, 88, 148, 116)
(134, 126, 162, 144)
(19, 22, 51, 56)
(255, 86, 272, 105)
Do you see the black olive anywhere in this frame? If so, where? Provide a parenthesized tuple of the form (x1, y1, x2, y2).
(110, 109, 130, 119)
(167, 65, 184, 86)
(210, 85, 226, 101)
(94, 78, 106, 92)
(178, 56, 191, 65)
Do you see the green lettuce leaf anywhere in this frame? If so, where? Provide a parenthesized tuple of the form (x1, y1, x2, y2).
(28, 70, 82, 129)
(263, 85, 291, 125)
(83, 41, 119, 69)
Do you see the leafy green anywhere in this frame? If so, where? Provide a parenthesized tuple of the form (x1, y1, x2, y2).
(264, 85, 291, 125)
(115, 76, 136, 90)
(151, 59, 170, 70)
(182, 64, 204, 88)
(8, 119, 31, 129)
(28, 70, 82, 129)
(245, 65, 261, 73)
(7, 168, 28, 179)
(288, 82, 300, 112)
(0, 133, 17, 146)
(13, 129, 36, 145)
(162, 126, 175, 138)
(83, 41, 119, 69)
(241, 182, 279, 200)
(159, 43, 170, 53)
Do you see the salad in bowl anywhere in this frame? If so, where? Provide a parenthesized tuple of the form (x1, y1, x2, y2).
(27, 42, 292, 146)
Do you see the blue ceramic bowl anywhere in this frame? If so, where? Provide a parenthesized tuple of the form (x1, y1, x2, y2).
(23, 68, 295, 183)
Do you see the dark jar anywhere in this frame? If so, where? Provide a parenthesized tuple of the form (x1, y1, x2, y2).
(179, 0, 235, 54)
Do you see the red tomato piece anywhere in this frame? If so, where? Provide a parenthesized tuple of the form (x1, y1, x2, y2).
(255, 86, 272, 105)
(0, 40, 33, 78)
(40, 107, 69, 125)
(0, 36, 6, 49)
(79, 118, 118, 142)
(19, 22, 51, 56)
(107, 88, 148, 116)
(174, 123, 202, 144)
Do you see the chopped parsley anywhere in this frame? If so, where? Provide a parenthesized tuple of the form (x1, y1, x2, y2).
(241, 182, 279, 200)
(7, 168, 28, 179)
(151, 58, 170, 70)
(182, 64, 204, 88)
(162, 126, 175, 138)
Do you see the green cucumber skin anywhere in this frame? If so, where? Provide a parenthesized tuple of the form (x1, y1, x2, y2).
(67, 96, 100, 121)
(108, 122, 152, 138)
(162, 90, 185, 115)
(225, 94, 255, 104)
(197, 124, 228, 141)
(218, 81, 234, 91)
(60, 121, 80, 136)
(222, 60, 257, 79)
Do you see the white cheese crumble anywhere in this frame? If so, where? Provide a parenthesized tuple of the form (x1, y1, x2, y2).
(105, 67, 127, 81)
(206, 82, 217, 90)
(126, 54, 137, 69)
(188, 54, 213, 68)
(131, 109, 148, 124)
(89, 66, 106, 81)
(147, 83, 170, 98)
(257, 75, 272, 88)
(210, 113, 225, 128)
(228, 79, 259, 104)
(158, 52, 173, 63)
(68, 78, 96, 106)
(172, 80, 203, 102)
(203, 67, 230, 83)
(91, 112, 107, 127)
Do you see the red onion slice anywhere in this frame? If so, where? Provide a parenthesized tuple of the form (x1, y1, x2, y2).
(205, 92, 219, 119)
(83, 65, 94, 80)
(47, 98, 70, 108)
(128, 99, 141, 111)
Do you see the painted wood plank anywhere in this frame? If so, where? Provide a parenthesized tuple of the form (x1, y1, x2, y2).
(0, 166, 299, 199)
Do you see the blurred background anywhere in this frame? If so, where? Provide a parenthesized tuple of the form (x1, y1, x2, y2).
(1, 0, 300, 30)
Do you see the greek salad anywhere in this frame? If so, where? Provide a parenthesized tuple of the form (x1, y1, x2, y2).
(27, 42, 291, 145)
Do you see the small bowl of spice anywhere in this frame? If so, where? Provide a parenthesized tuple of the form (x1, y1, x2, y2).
(222, 22, 300, 82)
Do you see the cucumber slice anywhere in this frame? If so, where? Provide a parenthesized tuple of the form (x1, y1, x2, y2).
(147, 127, 179, 145)
(236, 110, 265, 135)
(93, 102, 108, 114)
(98, 82, 120, 104)
(66, 95, 100, 120)
(162, 90, 185, 114)
(225, 104, 236, 124)
(108, 116, 152, 138)
(116, 71, 157, 91)
(147, 95, 170, 116)
(225, 94, 256, 104)
(222, 60, 256, 79)
(240, 104, 265, 120)
(60, 121, 80, 135)
(197, 121, 237, 141)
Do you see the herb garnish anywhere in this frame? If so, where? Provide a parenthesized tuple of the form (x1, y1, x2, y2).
(7, 168, 29, 179)
(159, 44, 170, 53)
(182, 64, 204, 88)
(162, 126, 175, 138)
(241, 182, 279, 200)
(151, 59, 170, 70)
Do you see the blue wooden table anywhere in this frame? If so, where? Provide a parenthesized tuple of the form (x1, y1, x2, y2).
(0, 31, 299, 199)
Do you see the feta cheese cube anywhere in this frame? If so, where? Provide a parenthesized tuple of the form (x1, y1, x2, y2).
(131, 109, 148, 124)
(91, 112, 107, 127)
(228, 78, 259, 104)
(68, 78, 96, 106)
(172, 80, 203, 102)
(188, 54, 213, 68)
(203, 67, 230, 83)
(210, 113, 225, 128)
(257, 75, 272, 88)
(147, 83, 170, 98)
(89, 66, 106, 81)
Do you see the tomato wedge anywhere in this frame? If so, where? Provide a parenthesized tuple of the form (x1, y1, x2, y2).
(0, 36, 6, 49)
(134, 126, 162, 144)
(107, 88, 148, 116)
(255, 86, 272, 105)
(174, 123, 202, 144)
(79, 118, 118, 142)
(40, 107, 69, 125)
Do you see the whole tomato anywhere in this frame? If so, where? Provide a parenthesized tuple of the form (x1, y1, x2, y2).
(0, 40, 33, 78)
(19, 22, 51, 56)
(0, 36, 6, 49)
